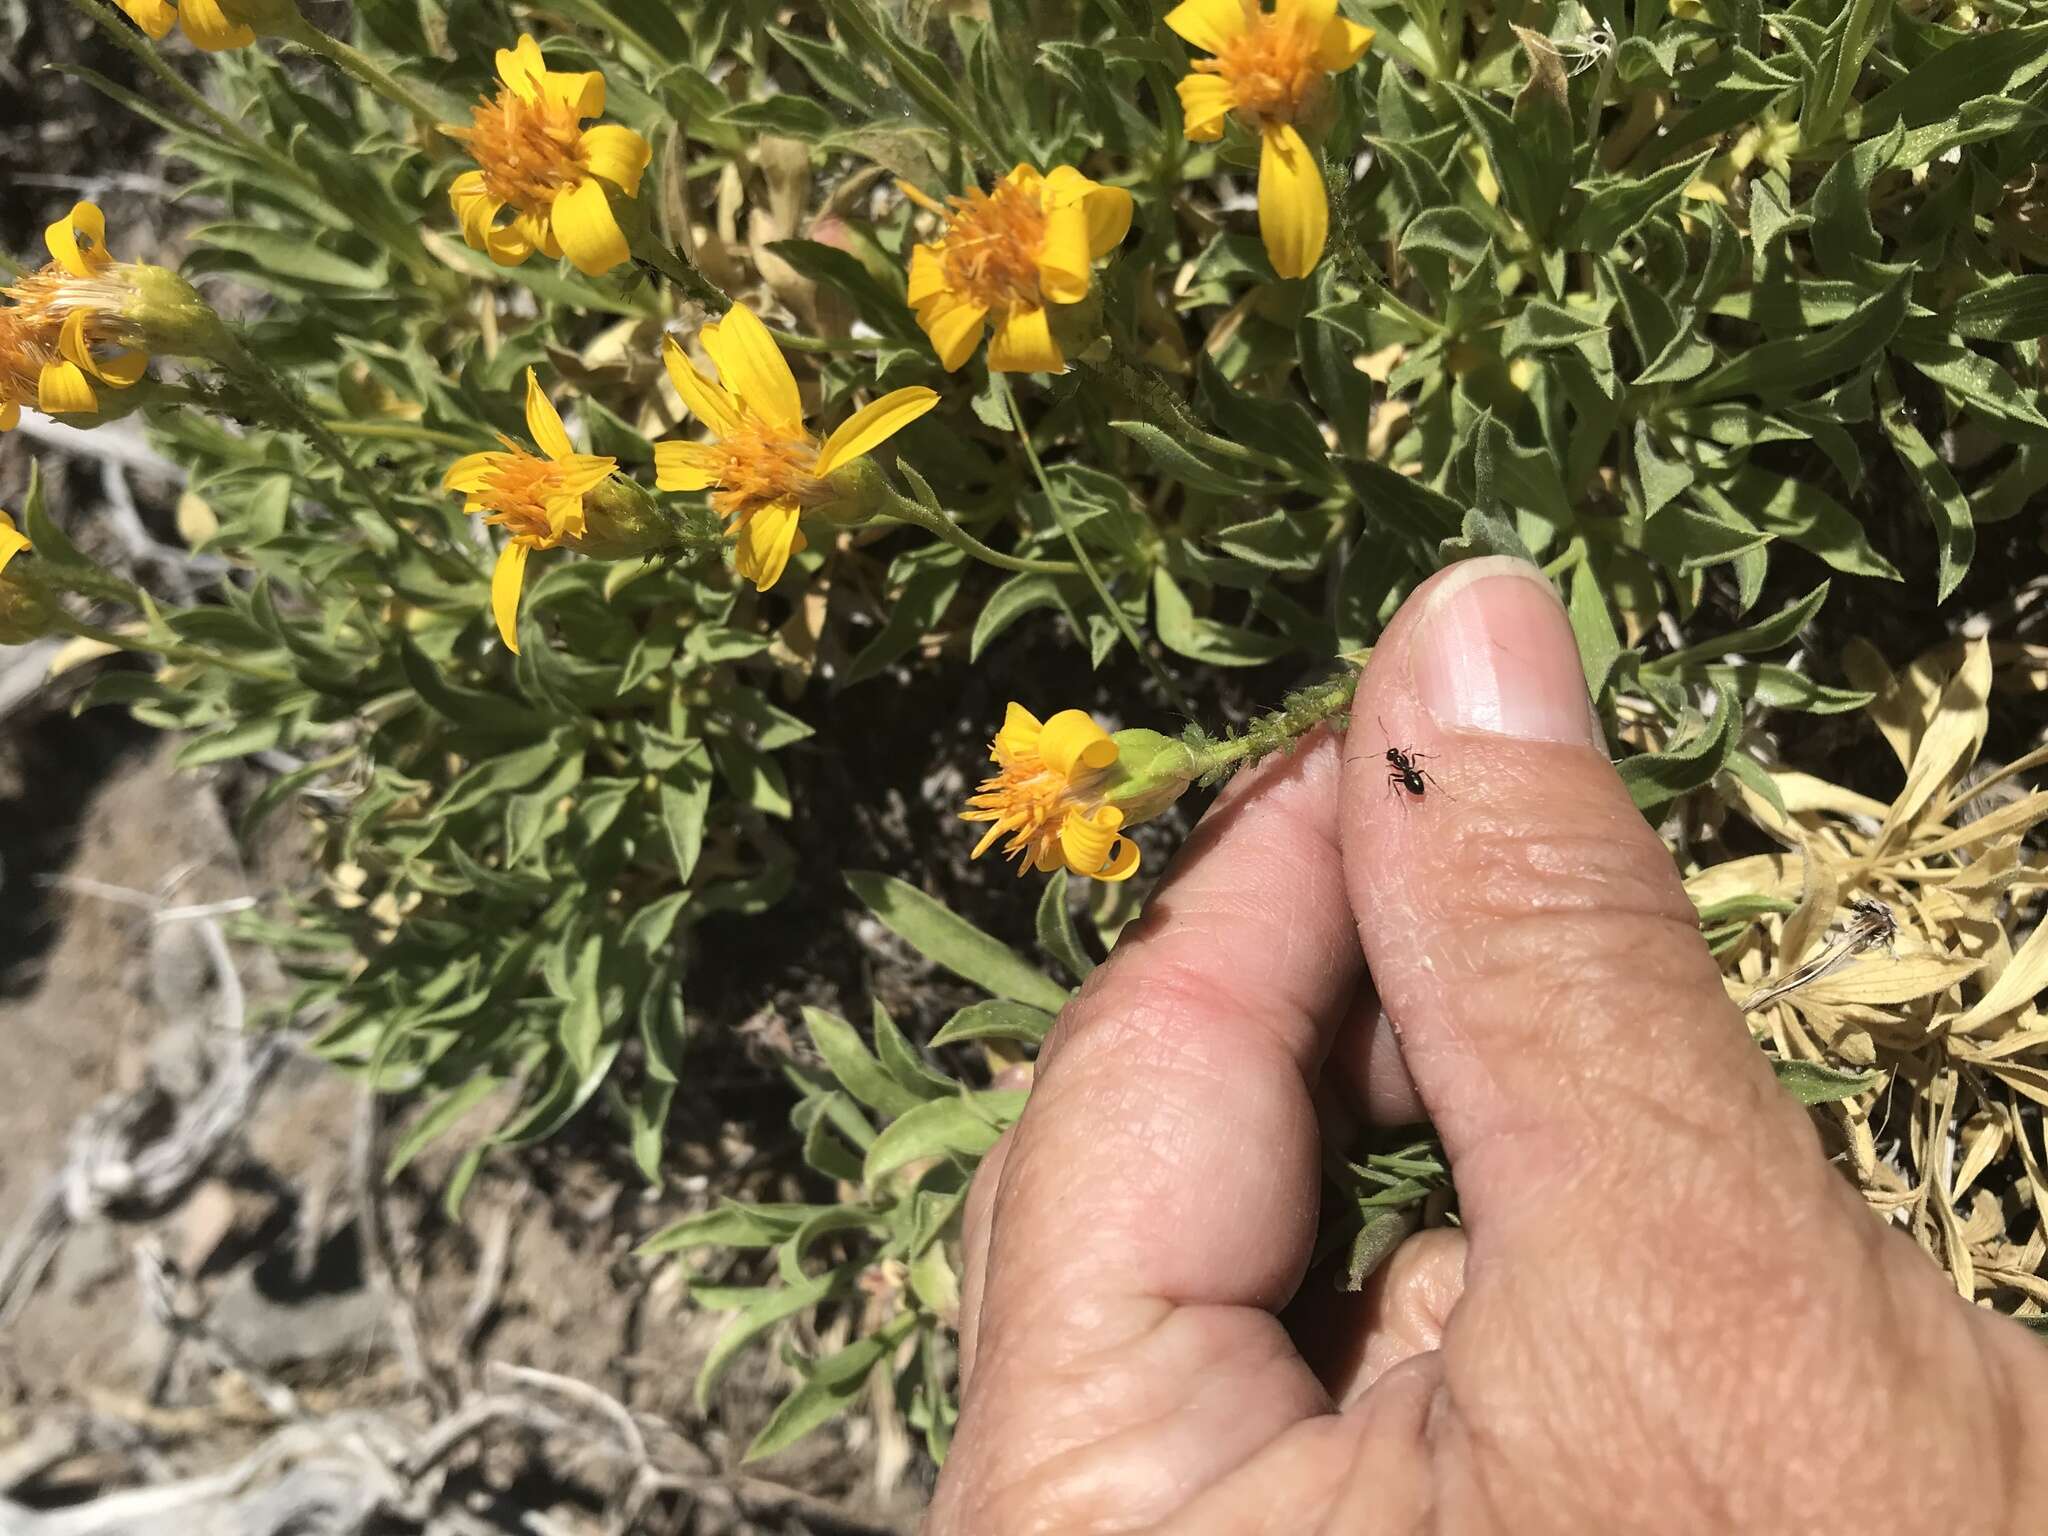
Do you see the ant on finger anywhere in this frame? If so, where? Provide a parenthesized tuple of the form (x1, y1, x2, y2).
(1379, 717, 1446, 801)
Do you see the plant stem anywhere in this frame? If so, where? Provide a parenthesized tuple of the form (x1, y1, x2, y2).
(277, 16, 451, 127)
(875, 486, 1081, 576)
(1328, 228, 1444, 340)
(994, 374, 1192, 716)
(1190, 669, 1361, 781)
(1083, 346, 1296, 479)
(629, 234, 884, 355)
(44, 606, 295, 685)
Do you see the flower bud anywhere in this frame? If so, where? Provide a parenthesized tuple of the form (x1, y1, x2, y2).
(122, 266, 230, 358)
(577, 474, 680, 560)
(1099, 728, 1200, 825)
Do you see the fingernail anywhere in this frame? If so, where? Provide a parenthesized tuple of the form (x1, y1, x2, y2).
(1408, 557, 1600, 746)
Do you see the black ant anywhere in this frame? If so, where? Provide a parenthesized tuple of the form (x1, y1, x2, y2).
(1379, 717, 1444, 800)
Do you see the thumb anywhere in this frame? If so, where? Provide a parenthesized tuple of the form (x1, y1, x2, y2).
(1342, 556, 1836, 1253)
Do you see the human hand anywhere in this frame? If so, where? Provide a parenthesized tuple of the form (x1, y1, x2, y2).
(927, 556, 2048, 1534)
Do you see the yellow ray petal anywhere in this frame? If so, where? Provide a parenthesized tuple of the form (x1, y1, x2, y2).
(523, 369, 576, 460)
(1034, 202, 1095, 306)
(579, 124, 650, 195)
(443, 450, 504, 493)
(553, 452, 617, 497)
(1044, 169, 1133, 257)
(921, 298, 989, 373)
(654, 440, 722, 492)
(542, 68, 605, 118)
(0, 514, 30, 575)
(496, 35, 548, 103)
(1175, 73, 1236, 142)
(986, 305, 1064, 373)
(815, 387, 939, 476)
(550, 178, 630, 276)
(491, 539, 530, 652)
(114, 0, 175, 38)
(1163, 0, 1250, 54)
(699, 303, 803, 432)
(1283, 0, 1340, 40)
(47, 202, 109, 278)
(1318, 16, 1376, 70)
(731, 499, 802, 590)
(1257, 122, 1328, 280)
(0, 402, 19, 432)
(177, 0, 255, 50)
(521, 212, 562, 261)
(37, 360, 98, 415)
(662, 336, 743, 438)
(906, 243, 948, 307)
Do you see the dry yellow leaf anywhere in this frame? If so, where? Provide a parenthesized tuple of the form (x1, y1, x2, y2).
(1952, 909, 2048, 1032)
(1878, 638, 1991, 848)
(45, 635, 121, 678)
(1797, 951, 1982, 1007)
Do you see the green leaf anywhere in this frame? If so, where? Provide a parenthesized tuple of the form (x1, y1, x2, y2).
(970, 572, 1061, 663)
(1569, 149, 1715, 252)
(1615, 692, 1740, 813)
(694, 1266, 853, 1411)
(1111, 420, 1267, 496)
(1854, 21, 2048, 131)
(19, 461, 90, 568)
(638, 1201, 815, 1256)
(1399, 206, 1491, 267)
(659, 746, 713, 882)
(386, 1077, 501, 1180)
(1771, 1058, 1878, 1105)
(929, 1000, 1057, 1048)
(871, 1000, 954, 1101)
(1681, 278, 1908, 404)
(1152, 569, 1292, 666)
(194, 223, 388, 290)
(1567, 554, 1620, 701)
(1500, 298, 1611, 356)
(1633, 422, 1695, 518)
(400, 639, 550, 738)
(845, 872, 1070, 1012)
(716, 93, 840, 139)
(1651, 582, 1829, 671)
(1954, 274, 2048, 343)
(1034, 869, 1097, 983)
(864, 1088, 1029, 1187)
(743, 1324, 905, 1462)
(1878, 378, 1975, 601)
(803, 1006, 926, 1119)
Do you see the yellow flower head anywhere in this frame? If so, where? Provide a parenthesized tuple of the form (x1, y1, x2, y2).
(442, 369, 617, 652)
(655, 303, 938, 591)
(446, 36, 652, 277)
(1166, 0, 1375, 279)
(0, 203, 149, 431)
(963, 704, 1142, 883)
(903, 164, 1133, 373)
(113, 0, 274, 50)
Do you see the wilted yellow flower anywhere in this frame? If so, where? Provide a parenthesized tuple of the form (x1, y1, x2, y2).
(1, 202, 148, 430)
(655, 303, 937, 590)
(963, 704, 1142, 882)
(443, 369, 618, 652)
(1167, 0, 1375, 279)
(446, 36, 651, 277)
(903, 165, 1132, 373)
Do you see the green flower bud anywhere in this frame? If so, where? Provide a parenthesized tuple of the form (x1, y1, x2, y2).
(1099, 728, 1200, 825)
(578, 474, 680, 559)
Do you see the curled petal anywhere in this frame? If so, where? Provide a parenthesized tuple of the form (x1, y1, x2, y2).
(47, 202, 111, 278)
(986, 305, 1064, 374)
(543, 69, 606, 119)
(1035, 203, 1094, 306)
(1059, 806, 1140, 882)
(1257, 122, 1328, 280)
(1163, 0, 1250, 55)
(654, 440, 722, 492)
(699, 304, 804, 433)
(920, 298, 988, 373)
(521, 212, 563, 261)
(1176, 73, 1236, 142)
(58, 313, 145, 389)
(815, 386, 939, 476)
(1318, 16, 1376, 70)
(38, 360, 99, 415)
(662, 337, 743, 437)
(1038, 709, 1119, 776)
(579, 124, 650, 195)
(114, 0, 177, 38)
(551, 178, 630, 276)
(176, 0, 255, 50)
(730, 498, 802, 590)
(1041, 167, 1134, 258)
(523, 369, 577, 460)
(0, 513, 30, 577)
(490, 539, 530, 653)
(992, 702, 1044, 761)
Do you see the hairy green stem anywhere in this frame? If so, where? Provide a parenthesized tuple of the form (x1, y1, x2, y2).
(995, 374, 1192, 716)
(821, 0, 1000, 167)
(326, 420, 489, 452)
(41, 599, 295, 685)
(276, 16, 450, 127)
(1328, 228, 1445, 340)
(874, 486, 1082, 576)
(1189, 669, 1361, 783)
(1083, 347, 1296, 479)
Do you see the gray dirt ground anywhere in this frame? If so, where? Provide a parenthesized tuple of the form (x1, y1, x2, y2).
(0, 740, 926, 1534)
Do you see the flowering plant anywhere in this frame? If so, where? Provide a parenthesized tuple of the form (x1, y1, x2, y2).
(9, 0, 2048, 1477)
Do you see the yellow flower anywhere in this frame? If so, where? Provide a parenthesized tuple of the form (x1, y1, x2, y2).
(446, 36, 652, 277)
(962, 704, 1142, 882)
(112, 0, 270, 49)
(0, 202, 149, 430)
(654, 303, 938, 590)
(903, 165, 1133, 373)
(442, 369, 618, 652)
(1166, 0, 1375, 279)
